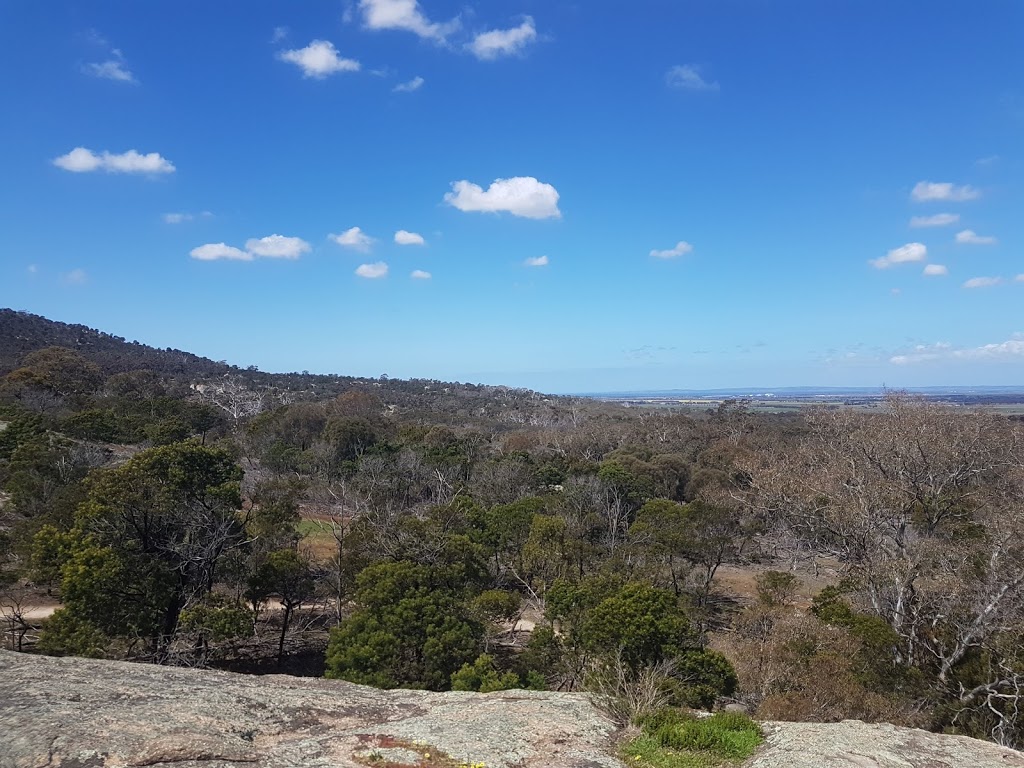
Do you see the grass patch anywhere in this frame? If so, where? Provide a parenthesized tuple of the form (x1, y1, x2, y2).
(622, 711, 762, 768)
(295, 519, 336, 559)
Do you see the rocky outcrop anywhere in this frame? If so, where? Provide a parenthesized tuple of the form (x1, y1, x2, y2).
(748, 720, 1024, 767)
(0, 650, 621, 768)
(3, 650, 1024, 768)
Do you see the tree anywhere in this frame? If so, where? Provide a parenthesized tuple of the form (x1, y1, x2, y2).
(39, 441, 244, 661)
(324, 561, 482, 690)
(247, 548, 315, 666)
(743, 395, 1024, 744)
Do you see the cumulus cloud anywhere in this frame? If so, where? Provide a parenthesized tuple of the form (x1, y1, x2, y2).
(665, 64, 719, 91)
(869, 242, 926, 269)
(53, 147, 175, 174)
(524, 255, 549, 267)
(245, 234, 311, 259)
(331, 227, 375, 252)
(394, 229, 425, 245)
(910, 213, 959, 228)
(278, 40, 360, 78)
(923, 264, 948, 276)
(444, 176, 561, 219)
(358, 0, 459, 42)
(393, 75, 424, 92)
(955, 229, 998, 245)
(650, 241, 694, 259)
(910, 181, 980, 202)
(963, 276, 1002, 289)
(190, 243, 253, 261)
(356, 261, 388, 278)
(468, 17, 537, 60)
(410, 269, 431, 279)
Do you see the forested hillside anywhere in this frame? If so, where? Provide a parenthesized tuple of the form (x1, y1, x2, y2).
(3, 311, 1024, 754)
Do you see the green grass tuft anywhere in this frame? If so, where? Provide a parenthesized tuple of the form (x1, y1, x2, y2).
(623, 710, 763, 768)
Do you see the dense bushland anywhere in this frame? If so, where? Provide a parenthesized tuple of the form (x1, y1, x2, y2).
(3, 312, 1024, 749)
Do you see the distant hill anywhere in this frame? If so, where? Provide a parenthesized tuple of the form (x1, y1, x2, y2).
(0, 308, 233, 378)
(0, 309, 557, 417)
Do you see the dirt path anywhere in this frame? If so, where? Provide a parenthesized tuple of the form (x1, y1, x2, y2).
(1, 603, 59, 623)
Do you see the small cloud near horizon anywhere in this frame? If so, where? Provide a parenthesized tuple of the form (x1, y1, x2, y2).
(870, 242, 926, 269)
(394, 230, 426, 245)
(332, 227, 375, 252)
(665, 64, 719, 91)
(955, 229, 998, 245)
(650, 241, 693, 259)
(910, 181, 980, 202)
(355, 261, 388, 278)
(910, 213, 959, 228)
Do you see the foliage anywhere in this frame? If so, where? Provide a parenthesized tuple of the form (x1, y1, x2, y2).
(325, 561, 483, 690)
(623, 711, 762, 768)
(37, 441, 244, 659)
(450, 653, 523, 692)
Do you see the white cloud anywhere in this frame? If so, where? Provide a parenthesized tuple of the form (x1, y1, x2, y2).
(53, 147, 175, 174)
(27, 265, 38, 274)
(956, 338, 1024, 360)
(394, 230, 425, 245)
(245, 234, 311, 259)
(650, 241, 694, 259)
(356, 261, 389, 278)
(278, 40, 360, 78)
(665, 64, 719, 91)
(1017, 275, 1024, 283)
(271, 26, 289, 43)
(963, 276, 1002, 289)
(84, 59, 136, 83)
(524, 255, 549, 267)
(163, 211, 212, 224)
(332, 227, 375, 252)
(910, 181, 980, 202)
(955, 229, 998, 245)
(468, 17, 537, 60)
(359, 0, 459, 42)
(869, 242, 926, 269)
(410, 269, 432, 279)
(61, 268, 88, 285)
(393, 75, 424, 92)
(891, 337, 1024, 364)
(444, 176, 561, 219)
(190, 243, 253, 261)
(909, 213, 959, 228)
(923, 264, 948, 276)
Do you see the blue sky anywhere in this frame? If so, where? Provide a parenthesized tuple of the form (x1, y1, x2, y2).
(1, 1, 1022, 393)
